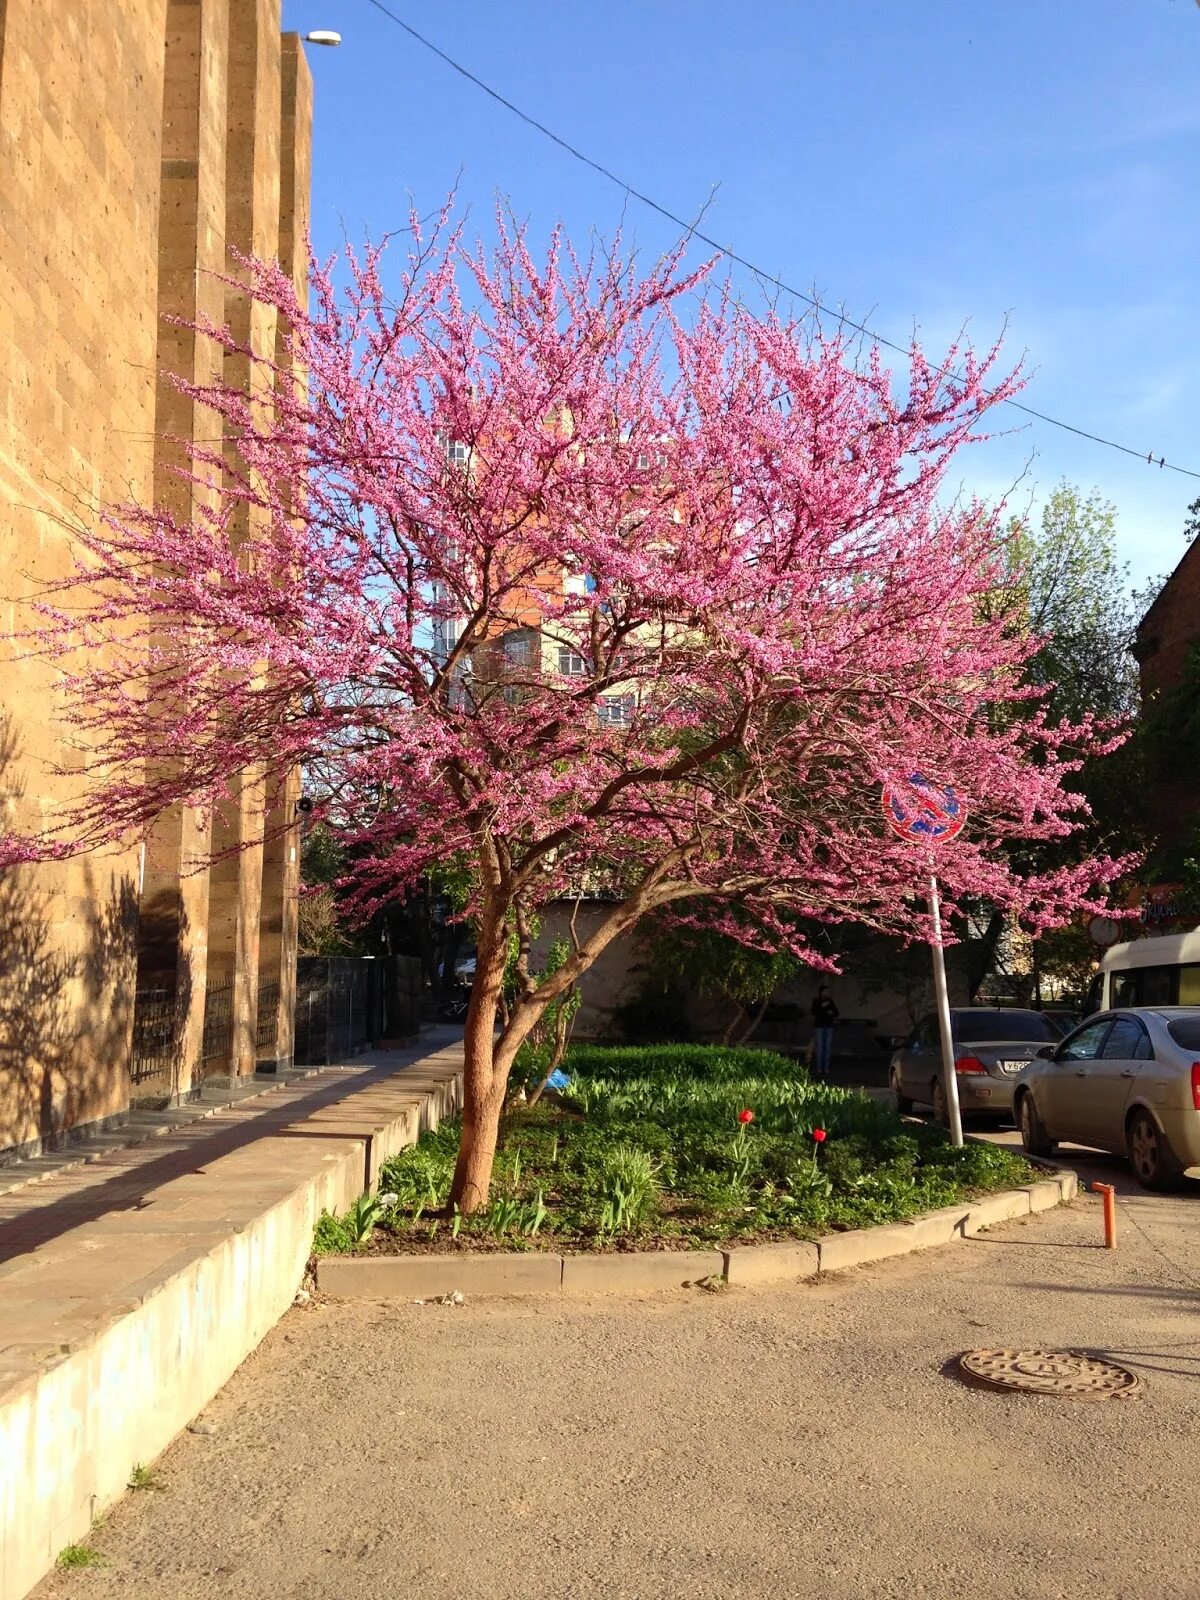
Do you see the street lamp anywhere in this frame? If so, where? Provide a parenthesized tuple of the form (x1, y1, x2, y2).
(303, 30, 342, 46)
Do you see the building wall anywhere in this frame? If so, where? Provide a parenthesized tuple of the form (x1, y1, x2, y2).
(1135, 538, 1200, 842)
(0, 1, 312, 1154)
(0, 0, 169, 1153)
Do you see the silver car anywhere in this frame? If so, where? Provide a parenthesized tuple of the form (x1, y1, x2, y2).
(1015, 1007, 1200, 1189)
(890, 1008, 1061, 1123)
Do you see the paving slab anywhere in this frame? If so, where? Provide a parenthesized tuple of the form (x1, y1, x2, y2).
(559, 1249, 724, 1294)
(723, 1239, 821, 1285)
(319, 1252, 564, 1299)
(817, 1205, 969, 1273)
(961, 1187, 1032, 1237)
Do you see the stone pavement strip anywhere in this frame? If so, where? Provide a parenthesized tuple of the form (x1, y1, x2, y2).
(0, 1027, 463, 1270)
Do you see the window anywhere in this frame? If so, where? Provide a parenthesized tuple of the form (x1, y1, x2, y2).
(598, 694, 634, 728)
(1058, 1019, 1113, 1062)
(558, 648, 588, 677)
(953, 1010, 1058, 1044)
(445, 438, 470, 469)
(1180, 964, 1200, 1006)
(1167, 1017, 1200, 1051)
(1111, 965, 1184, 1007)
(502, 631, 532, 664)
(1084, 973, 1103, 1016)
(1110, 971, 1137, 1008)
(1100, 1018, 1152, 1061)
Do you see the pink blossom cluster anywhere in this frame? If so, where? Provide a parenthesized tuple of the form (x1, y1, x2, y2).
(4, 209, 1131, 963)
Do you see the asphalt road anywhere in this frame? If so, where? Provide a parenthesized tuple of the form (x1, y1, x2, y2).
(978, 1119, 1200, 1287)
(32, 1149, 1200, 1600)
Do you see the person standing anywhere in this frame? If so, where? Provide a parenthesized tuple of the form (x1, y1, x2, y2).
(810, 985, 839, 1078)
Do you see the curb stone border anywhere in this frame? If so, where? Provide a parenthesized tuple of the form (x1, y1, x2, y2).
(316, 1167, 1079, 1299)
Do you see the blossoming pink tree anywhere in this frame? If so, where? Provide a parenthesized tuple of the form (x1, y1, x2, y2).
(8, 216, 1127, 1210)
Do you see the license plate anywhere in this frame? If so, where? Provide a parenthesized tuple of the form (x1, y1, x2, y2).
(998, 1060, 1026, 1075)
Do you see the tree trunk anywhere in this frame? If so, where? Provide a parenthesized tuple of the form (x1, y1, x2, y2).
(721, 1002, 745, 1046)
(525, 1001, 573, 1109)
(448, 919, 509, 1215)
(734, 996, 769, 1046)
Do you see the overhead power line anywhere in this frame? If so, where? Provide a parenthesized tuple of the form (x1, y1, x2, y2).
(363, 0, 1200, 484)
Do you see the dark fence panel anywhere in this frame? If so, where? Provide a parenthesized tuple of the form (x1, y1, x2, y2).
(293, 958, 384, 1066)
(256, 978, 280, 1057)
(202, 979, 235, 1073)
(130, 986, 179, 1098)
(381, 955, 425, 1041)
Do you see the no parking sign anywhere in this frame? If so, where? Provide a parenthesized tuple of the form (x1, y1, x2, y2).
(882, 774, 966, 844)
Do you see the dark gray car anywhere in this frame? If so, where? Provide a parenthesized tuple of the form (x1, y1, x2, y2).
(890, 1008, 1061, 1123)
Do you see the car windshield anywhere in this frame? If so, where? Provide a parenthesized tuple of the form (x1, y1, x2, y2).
(954, 1011, 1058, 1043)
(1166, 1017, 1200, 1050)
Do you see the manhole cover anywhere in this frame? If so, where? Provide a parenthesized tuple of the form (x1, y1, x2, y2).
(957, 1348, 1140, 1401)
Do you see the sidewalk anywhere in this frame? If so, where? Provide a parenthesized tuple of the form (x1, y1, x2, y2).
(0, 1028, 465, 1600)
(0, 1066, 328, 1203)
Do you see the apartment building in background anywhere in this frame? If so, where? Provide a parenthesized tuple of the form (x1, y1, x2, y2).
(0, 0, 313, 1159)
(1134, 535, 1200, 851)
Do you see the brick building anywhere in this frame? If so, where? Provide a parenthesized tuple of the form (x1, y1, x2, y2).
(0, 1, 312, 1158)
(1134, 536, 1200, 845)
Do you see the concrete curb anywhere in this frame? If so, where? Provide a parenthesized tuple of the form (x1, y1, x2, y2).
(316, 1165, 1081, 1300)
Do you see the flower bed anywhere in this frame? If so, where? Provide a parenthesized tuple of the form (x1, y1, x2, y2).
(311, 1043, 1036, 1256)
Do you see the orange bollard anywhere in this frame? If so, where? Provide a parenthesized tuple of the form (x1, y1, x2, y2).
(1090, 1182, 1117, 1249)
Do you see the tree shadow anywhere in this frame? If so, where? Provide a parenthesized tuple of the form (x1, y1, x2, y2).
(0, 715, 140, 1156)
(1018, 1280, 1200, 1309)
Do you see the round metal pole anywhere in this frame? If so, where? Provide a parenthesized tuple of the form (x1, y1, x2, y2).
(928, 874, 964, 1148)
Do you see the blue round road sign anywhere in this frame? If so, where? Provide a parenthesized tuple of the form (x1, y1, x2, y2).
(882, 774, 966, 843)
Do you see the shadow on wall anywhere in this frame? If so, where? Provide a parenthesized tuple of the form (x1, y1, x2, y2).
(0, 715, 140, 1155)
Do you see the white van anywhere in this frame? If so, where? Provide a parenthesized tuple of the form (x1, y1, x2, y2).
(1086, 929, 1200, 1013)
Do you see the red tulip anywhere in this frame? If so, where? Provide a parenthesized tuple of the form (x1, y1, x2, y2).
(812, 1127, 827, 1143)
(738, 1109, 755, 1125)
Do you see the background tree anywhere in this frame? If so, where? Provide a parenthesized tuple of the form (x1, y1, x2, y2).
(296, 823, 362, 957)
(964, 485, 1147, 999)
(636, 908, 801, 1045)
(6, 216, 1129, 1211)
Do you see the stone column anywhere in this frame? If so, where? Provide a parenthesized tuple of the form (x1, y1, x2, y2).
(136, 0, 231, 1096)
(254, 33, 311, 1071)
(204, 0, 282, 1077)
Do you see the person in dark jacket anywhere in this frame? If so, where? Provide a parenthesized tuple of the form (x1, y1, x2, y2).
(811, 985, 839, 1078)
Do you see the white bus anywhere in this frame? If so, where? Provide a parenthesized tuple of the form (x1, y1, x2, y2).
(1087, 929, 1200, 1013)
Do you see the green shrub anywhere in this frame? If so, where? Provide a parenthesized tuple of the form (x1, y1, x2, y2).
(312, 1209, 353, 1255)
(595, 1144, 660, 1235)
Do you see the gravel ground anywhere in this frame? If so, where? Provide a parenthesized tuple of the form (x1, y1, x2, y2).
(34, 1184, 1200, 1600)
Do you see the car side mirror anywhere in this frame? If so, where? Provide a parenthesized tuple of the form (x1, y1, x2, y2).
(1035, 1045, 1056, 1060)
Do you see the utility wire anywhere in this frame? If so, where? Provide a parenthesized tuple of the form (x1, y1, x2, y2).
(362, 0, 1200, 484)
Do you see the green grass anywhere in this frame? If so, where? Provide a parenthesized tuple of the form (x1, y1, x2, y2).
(56, 1543, 106, 1570)
(127, 1462, 161, 1491)
(311, 1042, 1035, 1254)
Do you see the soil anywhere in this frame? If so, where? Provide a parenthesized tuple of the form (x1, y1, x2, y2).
(33, 1173, 1200, 1600)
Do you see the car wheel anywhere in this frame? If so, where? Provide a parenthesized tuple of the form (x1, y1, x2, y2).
(1017, 1091, 1053, 1158)
(931, 1078, 948, 1126)
(1127, 1109, 1183, 1191)
(891, 1069, 913, 1114)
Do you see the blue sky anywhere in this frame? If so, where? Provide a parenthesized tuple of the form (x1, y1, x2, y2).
(283, 0, 1200, 588)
